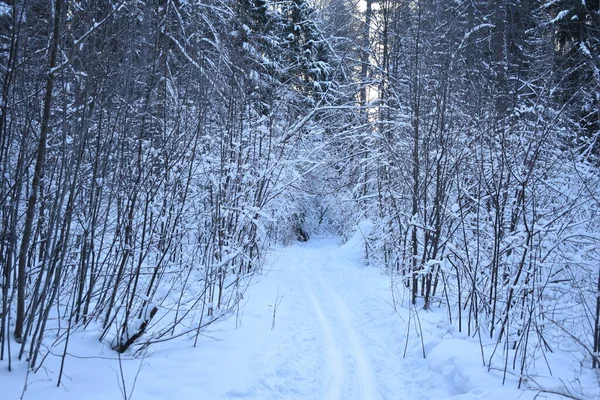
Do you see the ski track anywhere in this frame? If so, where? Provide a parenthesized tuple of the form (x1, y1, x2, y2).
(253, 240, 383, 400)
(300, 260, 345, 399)
(303, 257, 380, 400)
(231, 238, 458, 400)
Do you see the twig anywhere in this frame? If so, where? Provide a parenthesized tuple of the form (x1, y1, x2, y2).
(271, 286, 284, 330)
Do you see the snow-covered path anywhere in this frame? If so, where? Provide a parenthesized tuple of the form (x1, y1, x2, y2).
(1, 237, 544, 400)
(247, 239, 382, 400)
(300, 255, 378, 400)
(222, 238, 539, 400)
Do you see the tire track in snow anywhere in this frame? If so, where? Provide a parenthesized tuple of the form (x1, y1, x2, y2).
(298, 258, 345, 399)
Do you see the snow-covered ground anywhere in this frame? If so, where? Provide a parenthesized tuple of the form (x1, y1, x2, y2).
(0, 236, 591, 399)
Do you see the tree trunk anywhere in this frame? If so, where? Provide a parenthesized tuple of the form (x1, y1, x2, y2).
(14, 0, 63, 343)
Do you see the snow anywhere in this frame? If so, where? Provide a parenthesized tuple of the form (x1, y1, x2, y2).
(335, 219, 373, 262)
(549, 10, 570, 25)
(462, 24, 494, 42)
(0, 237, 592, 399)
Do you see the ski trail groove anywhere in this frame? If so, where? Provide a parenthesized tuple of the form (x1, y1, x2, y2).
(312, 267, 379, 400)
(299, 258, 345, 399)
(297, 252, 379, 400)
(312, 260, 379, 400)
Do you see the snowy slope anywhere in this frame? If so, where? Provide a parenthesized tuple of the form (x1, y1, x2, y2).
(0, 236, 582, 399)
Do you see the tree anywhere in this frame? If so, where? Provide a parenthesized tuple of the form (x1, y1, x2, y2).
(14, 0, 63, 344)
(546, 0, 600, 152)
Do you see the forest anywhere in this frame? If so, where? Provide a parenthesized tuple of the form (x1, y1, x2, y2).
(1, 0, 600, 398)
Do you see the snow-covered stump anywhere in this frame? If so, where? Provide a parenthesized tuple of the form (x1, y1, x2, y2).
(114, 303, 158, 354)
